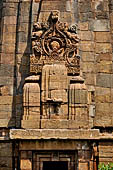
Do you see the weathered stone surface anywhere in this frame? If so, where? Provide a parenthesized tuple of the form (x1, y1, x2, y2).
(81, 52, 95, 62)
(81, 62, 96, 73)
(96, 61, 112, 73)
(96, 53, 112, 62)
(78, 162, 88, 170)
(96, 73, 111, 88)
(78, 22, 89, 30)
(89, 20, 110, 31)
(0, 96, 13, 105)
(10, 129, 100, 139)
(21, 120, 40, 129)
(41, 119, 68, 129)
(79, 41, 95, 52)
(95, 32, 111, 42)
(80, 31, 94, 41)
(95, 43, 112, 53)
(96, 87, 111, 103)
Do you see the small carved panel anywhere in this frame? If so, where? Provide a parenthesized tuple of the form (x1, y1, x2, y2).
(30, 11, 80, 75)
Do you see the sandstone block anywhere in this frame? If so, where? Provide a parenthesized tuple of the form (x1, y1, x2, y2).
(41, 1, 66, 11)
(0, 96, 13, 105)
(0, 85, 11, 95)
(1, 53, 15, 65)
(84, 73, 96, 85)
(96, 103, 111, 116)
(95, 32, 111, 42)
(0, 119, 9, 127)
(78, 162, 88, 170)
(94, 115, 112, 127)
(79, 1, 91, 13)
(3, 32, 16, 44)
(78, 22, 89, 30)
(89, 19, 110, 31)
(96, 61, 112, 73)
(79, 41, 95, 52)
(81, 52, 95, 62)
(21, 120, 40, 129)
(2, 7, 17, 16)
(75, 107, 88, 120)
(79, 12, 94, 22)
(96, 73, 111, 88)
(81, 62, 96, 73)
(3, 24, 16, 33)
(41, 119, 68, 129)
(68, 120, 88, 129)
(2, 44, 15, 53)
(60, 12, 72, 23)
(80, 31, 94, 41)
(96, 53, 112, 62)
(95, 43, 112, 53)
(96, 87, 111, 103)
(4, 16, 16, 24)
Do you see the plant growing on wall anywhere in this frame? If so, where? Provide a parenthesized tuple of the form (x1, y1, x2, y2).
(98, 163, 113, 170)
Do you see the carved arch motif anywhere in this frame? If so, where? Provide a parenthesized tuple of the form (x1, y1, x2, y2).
(30, 11, 80, 75)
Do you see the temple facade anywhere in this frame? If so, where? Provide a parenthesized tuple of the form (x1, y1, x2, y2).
(0, 0, 113, 170)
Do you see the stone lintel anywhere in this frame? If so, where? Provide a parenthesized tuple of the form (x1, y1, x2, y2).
(10, 129, 100, 140)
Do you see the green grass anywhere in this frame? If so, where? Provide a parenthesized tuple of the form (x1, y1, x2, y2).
(98, 163, 113, 170)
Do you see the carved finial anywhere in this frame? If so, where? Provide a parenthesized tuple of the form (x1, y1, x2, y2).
(51, 10, 59, 23)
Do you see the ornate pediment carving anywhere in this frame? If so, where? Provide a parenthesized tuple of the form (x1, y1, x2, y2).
(30, 11, 80, 75)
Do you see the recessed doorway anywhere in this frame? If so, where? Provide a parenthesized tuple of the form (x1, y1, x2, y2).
(43, 161, 68, 170)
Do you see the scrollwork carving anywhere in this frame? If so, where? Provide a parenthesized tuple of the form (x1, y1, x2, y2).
(30, 11, 80, 74)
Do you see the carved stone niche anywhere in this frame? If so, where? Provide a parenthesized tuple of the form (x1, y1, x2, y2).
(30, 10, 80, 75)
(21, 11, 90, 129)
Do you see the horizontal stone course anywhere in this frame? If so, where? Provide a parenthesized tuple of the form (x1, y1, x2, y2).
(10, 129, 100, 139)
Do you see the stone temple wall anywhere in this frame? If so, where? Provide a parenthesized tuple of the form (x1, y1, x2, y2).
(0, 0, 113, 170)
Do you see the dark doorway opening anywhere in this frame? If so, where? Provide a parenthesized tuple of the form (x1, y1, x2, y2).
(43, 161, 68, 170)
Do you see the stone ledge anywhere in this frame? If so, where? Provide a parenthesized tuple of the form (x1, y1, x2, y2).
(10, 129, 100, 140)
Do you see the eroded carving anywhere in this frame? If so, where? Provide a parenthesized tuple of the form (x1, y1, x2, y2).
(30, 11, 80, 75)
